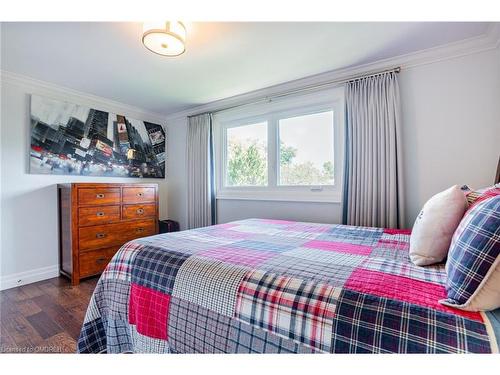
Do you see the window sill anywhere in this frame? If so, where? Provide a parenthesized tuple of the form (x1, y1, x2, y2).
(216, 190, 342, 204)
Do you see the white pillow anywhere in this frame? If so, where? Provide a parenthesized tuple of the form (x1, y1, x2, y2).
(409, 185, 467, 266)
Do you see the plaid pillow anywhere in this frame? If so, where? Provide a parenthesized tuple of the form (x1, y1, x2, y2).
(465, 184, 500, 211)
(440, 196, 500, 311)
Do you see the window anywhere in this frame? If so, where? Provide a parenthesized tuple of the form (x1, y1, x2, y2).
(279, 111, 334, 186)
(214, 88, 344, 203)
(226, 122, 268, 186)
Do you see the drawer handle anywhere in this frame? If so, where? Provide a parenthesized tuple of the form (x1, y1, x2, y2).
(136, 208, 144, 215)
(136, 228, 145, 233)
(96, 193, 105, 199)
(137, 192, 144, 197)
(96, 233, 106, 239)
(96, 212, 105, 217)
(96, 257, 106, 264)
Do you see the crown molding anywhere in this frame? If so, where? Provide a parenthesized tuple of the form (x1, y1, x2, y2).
(486, 22, 500, 48)
(0, 70, 166, 123)
(166, 24, 500, 122)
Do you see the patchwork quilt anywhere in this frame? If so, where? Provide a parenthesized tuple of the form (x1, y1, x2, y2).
(77, 219, 498, 353)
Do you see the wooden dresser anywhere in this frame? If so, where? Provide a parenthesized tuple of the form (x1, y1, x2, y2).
(57, 183, 159, 285)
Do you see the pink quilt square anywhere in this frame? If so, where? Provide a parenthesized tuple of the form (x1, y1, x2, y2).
(303, 240, 372, 256)
(215, 223, 239, 229)
(209, 229, 253, 240)
(383, 228, 412, 235)
(129, 283, 171, 340)
(376, 239, 408, 250)
(345, 268, 482, 321)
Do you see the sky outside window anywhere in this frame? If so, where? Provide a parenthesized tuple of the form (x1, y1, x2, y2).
(279, 111, 334, 186)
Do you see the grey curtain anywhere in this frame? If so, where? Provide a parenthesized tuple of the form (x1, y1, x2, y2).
(342, 72, 405, 228)
(187, 113, 216, 229)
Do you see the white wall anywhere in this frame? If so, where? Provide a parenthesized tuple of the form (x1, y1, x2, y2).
(0, 74, 168, 289)
(165, 116, 188, 230)
(166, 46, 500, 231)
(400, 48, 500, 224)
(217, 200, 341, 225)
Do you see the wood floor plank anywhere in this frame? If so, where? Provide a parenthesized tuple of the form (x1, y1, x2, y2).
(3, 287, 31, 302)
(14, 299, 42, 317)
(32, 294, 83, 340)
(66, 304, 89, 328)
(0, 325, 17, 347)
(19, 283, 46, 299)
(1, 314, 44, 346)
(10, 336, 47, 353)
(62, 285, 91, 304)
(0, 296, 17, 316)
(37, 283, 82, 309)
(49, 277, 70, 287)
(37, 281, 69, 300)
(0, 290, 11, 304)
(0, 276, 97, 353)
(26, 311, 63, 339)
(46, 332, 77, 353)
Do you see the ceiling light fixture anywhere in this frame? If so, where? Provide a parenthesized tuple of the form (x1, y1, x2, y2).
(142, 21, 186, 57)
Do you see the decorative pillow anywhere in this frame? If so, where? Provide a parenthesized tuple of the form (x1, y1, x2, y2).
(465, 184, 500, 211)
(440, 196, 500, 311)
(409, 185, 468, 266)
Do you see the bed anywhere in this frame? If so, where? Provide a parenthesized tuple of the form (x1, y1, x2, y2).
(77, 218, 499, 353)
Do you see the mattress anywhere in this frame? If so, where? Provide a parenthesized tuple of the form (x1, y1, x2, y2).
(77, 218, 499, 353)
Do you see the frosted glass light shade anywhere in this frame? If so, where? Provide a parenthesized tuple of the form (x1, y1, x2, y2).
(142, 21, 186, 56)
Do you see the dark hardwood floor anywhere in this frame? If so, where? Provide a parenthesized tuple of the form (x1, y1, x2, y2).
(0, 276, 98, 353)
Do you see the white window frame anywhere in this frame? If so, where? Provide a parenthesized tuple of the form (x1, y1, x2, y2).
(214, 87, 344, 203)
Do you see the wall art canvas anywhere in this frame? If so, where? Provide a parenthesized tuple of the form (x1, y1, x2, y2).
(29, 95, 166, 178)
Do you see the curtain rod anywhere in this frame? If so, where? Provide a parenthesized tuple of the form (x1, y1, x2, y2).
(189, 66, 401, 118)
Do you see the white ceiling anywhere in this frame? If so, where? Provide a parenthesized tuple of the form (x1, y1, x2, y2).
(1, 22, 492, 115)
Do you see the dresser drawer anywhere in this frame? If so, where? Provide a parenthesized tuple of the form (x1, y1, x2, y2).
(122, 219, 157, 241)
(78, 188, 121, 206)
(122, 204, 156, 220)
(78, 219, 157, 251)
(122, 187, 155, 204)
(78, 222, 124, 251)
(79, 247, 119, 278)
(79, 205, 121, 226)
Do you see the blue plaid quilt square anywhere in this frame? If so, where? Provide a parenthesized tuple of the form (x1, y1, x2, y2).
(77, 317, 107, 353)
(105, 319, 133, 353)
(318, 225, 383, 246)
(131, 247, 191, 294)
(332, 289, 492, 353)
(228, 320, 318, 353)
(91, 279, 131, 321)
(168, 297, 232, 353)
(258, 254, 357, 286)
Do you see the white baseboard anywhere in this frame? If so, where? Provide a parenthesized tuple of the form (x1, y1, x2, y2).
(0, 265, 60, 291)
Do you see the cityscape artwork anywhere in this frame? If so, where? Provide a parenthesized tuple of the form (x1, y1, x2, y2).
(29, 95, 166, 178)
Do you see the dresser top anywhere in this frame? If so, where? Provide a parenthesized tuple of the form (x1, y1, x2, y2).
(57, 182, 159, 188)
